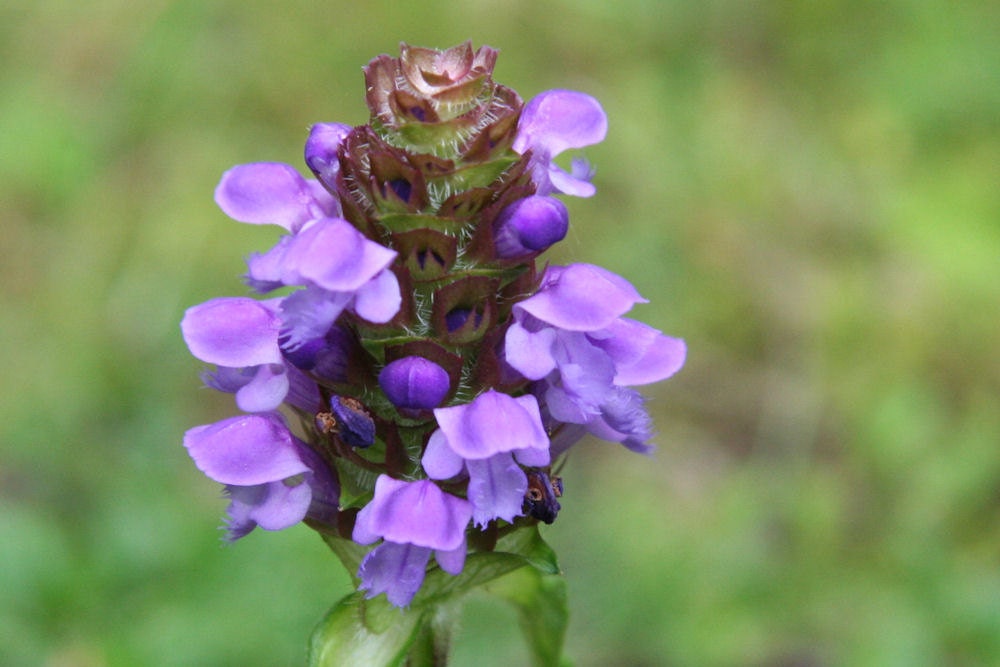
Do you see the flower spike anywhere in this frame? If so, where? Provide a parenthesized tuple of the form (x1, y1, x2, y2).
(180, 43, 685, 627)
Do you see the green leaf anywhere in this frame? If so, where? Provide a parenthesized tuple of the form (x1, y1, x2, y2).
(308, 591, 424, 667)
(494, 525, 561, 575)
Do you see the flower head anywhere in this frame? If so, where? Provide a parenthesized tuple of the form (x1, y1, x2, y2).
(180, 42, 686, 613)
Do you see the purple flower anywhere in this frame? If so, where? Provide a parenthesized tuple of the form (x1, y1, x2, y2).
(353, 476, 473, 607)
(422, 390, 550, 527)
(246, 218, 402, 349)
(184, 412, 339, 541)
(180, 297, 293, 412)
(214, 163, 402, 348)
(513, 90, 608, 198)
(504, 264, 686, 453)
(493, 195, 569, 258)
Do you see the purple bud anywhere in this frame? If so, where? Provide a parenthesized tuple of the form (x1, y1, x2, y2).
(379, 356, 451, 410)
(330, 396, 376, 448)
(305, 123, 352, 189)
(493, 196, 569, 258)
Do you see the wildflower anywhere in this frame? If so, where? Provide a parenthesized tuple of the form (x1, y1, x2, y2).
(180, 297, 290, 412)
(422, 390, 550, 526)
(513, 90, 608, 197)
(504, 264, 687, 453)
(183, 412, 338, 541)
(353, 476, 472, 607)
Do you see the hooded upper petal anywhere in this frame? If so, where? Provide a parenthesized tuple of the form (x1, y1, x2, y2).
(432, 390, 549, 461)
(353, 476, 472, 551)
(513, 90, 607, 158)
(503, 319, 559, 381)
(183, 413, 309, 486)
(181, 297, 282, 367)
(515, 264, 646, 332)
(214, 163, 334, 231)
(352, 268, 402, 324)
(304, 122, 352, 190)
(281, 218, 397, 292)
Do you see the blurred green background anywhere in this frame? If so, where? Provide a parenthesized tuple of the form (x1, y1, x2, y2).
(3, 1, 998, 665)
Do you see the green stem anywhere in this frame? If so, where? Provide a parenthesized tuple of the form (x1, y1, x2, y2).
(405, 602, 460, 667)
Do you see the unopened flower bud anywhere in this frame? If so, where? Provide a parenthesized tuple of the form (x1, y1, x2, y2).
(379, 356, 451, 410)
(305, 122, 351, 190)
(493, 195, 569, 258)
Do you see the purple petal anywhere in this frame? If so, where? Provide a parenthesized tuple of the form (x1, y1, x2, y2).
(304, 179, 342, 219)
(516, 264, 647, 332)
(184, 413, 309, 486)
(588, 387, 656, 454)
(278, 286, 351, 351)
(352, 269, 402, 323)
(544, 382, 598, 425)
(181, 297, 282, 367)
(592, 318, 687, 386)
(433, 391, 549, 460)
(353, 476, 472, 551)
(514, 90, 608, 158)
(294, 442, 341, 527)
(226, 478, 312, 533)
(466, 453, 528, 527)
(547, 161, 596, 198)
(550, 331, 618, 412)
(283, 218, 396, 292)
(504, 320, 558, 380)
(201, 365, 256, 394)
(422, 429, 466, 480)
(513, 444, 550, 468)
(283, 366, 322, 412)
(434, 544, 467, 575)
(245, 236, 293, 293)
(358, 541, 432, 607)
(234, 364, 288, 412)
(214, 163, 321, 232)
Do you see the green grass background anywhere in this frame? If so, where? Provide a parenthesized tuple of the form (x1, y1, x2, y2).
(2, 1, 998, 665)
